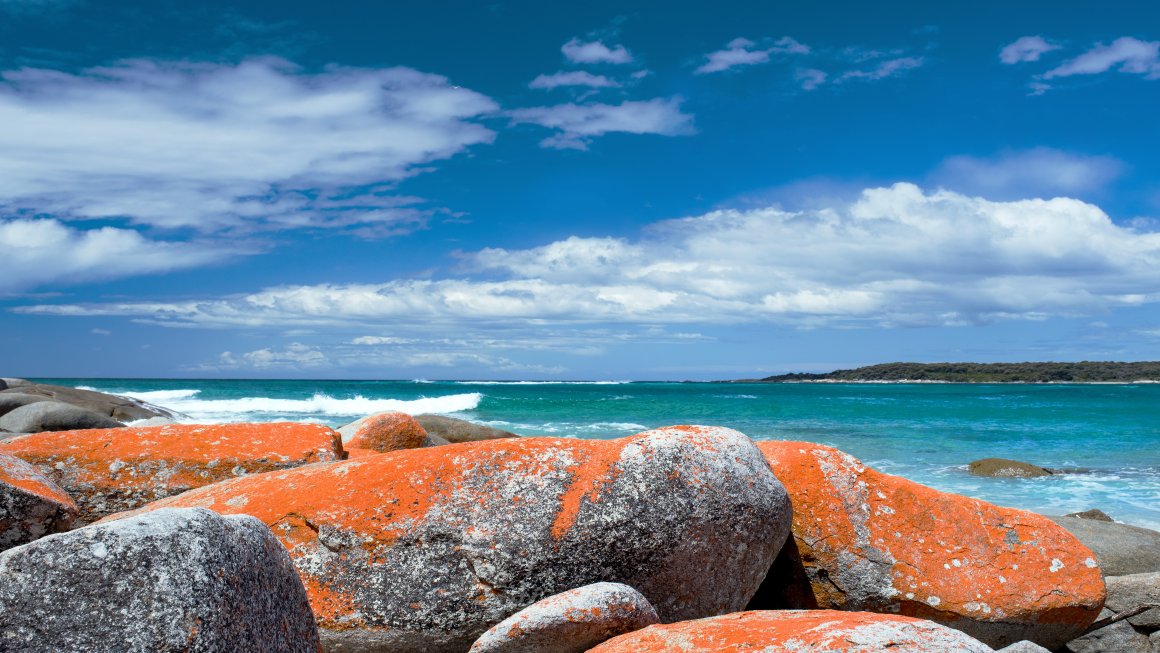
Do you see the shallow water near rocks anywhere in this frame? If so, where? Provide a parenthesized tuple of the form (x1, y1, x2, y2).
(43, 378, 1160, 530)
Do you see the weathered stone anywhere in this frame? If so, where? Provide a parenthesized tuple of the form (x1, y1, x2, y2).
(0, 393, 51, 418)
(469, 582, 659, 653)
(996, 641, 1052, 652)
(1050, 516, 1160, 576)
(1065, 608, 1151, 653)
(1066, 508, 1115, 522)
(1149, 629, 1160, 651)
(588, 610, 994, 652)
(1, 422, 344, 523)
(415, 413, 519, 443)
(0, 381, 178, 421)
(1105, 573, 1160, 628)
(111, 425, 791, 653)
(753, 441, 1105, 650)
(339, 411, 428, 454)
(0, 507, 320, 652)
(1, 452, 77, 550)
(968, 458, 1053, 478)
(0, 401, 124, 433)
(0, 378, 7, 391)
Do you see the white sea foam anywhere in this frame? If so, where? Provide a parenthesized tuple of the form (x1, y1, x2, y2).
(114, 390, 481, 422)
(454, 380, 630, 385)
(120, 389, 203, 402)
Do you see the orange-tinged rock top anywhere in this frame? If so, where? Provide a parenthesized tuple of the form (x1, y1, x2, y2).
(588, 610, 993, 652)
(0, 452, 76, 508)
(344, 412, 427, 454)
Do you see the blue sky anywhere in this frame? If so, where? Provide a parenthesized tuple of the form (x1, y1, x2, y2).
(2, 0, 1159, 380)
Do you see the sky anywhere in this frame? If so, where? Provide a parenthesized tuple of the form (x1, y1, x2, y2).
(1, 0, 1159, 380)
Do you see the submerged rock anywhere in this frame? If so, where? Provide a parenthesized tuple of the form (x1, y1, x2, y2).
(0, 452, 77, 550)
(753, 441, 1105, 650)
(0, 507, 320, 652)
(587, 610, 994, 652)
(968, 458, 1053, 478)
(110, 425, 791, 652)
(0, 401, 124, 433)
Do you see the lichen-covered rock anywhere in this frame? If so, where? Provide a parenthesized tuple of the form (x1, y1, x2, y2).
(968, 458, 1053, 478)
(0, 507, 320, 652)
(1, 422, 344, 523)
(111, 425, 791, 653)
(1, 452, 77, 550)
(753, 441, 1105, 650)
(1105, 572, 1160, 629)
(0, 401, 124, 433)
(338, 411, 428, 454)
(587, 610, 994, 652)
(415, 413, 519, 443)
(1049, 515, 1160, 576)
(469, 582, 659, 653)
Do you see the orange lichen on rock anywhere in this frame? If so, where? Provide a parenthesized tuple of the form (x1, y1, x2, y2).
(588, 610, 994, 652)
(755, 441, 1105, 649)
(0, 422, 344, 523)
(1, 452, 78, 549)
(0, 451, 76, 508)
(343, 412, 428, 454)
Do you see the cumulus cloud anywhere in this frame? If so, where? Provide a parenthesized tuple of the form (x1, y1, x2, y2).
(1044, 36, 1160, 80)
(561, 38, 633, 64)
(1000, 36, 1061, 64)
(508, 97, 695, 150)
(22, 184, 1160, 329)
(0, 57, 497, 234)
(694, 37, 809, 74)
(929, 148, 1124, 199)
(0, 218, 237, 292)
(529, 70, 621, 90)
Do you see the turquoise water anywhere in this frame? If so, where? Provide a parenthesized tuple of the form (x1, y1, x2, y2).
(41, 378, 1160, 530)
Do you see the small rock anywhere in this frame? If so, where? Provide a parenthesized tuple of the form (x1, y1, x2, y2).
(968, 458, 1053, 478)
(0, 507, 320, 652)
(587, 610, 994, 652)
(0, 401, 124, 433)
(1050, 516, 1160, 576)
(415, 413, 518, 443)
(1066, 508, 1115, 522)
(0, 393, 51, 418)
(1, 452, 77, 551)
(1065, 608, 1152, 653)
(338, 411, 428, 454)
(469, 582, 659, 653)
(1105, 572, 1160, 629)
(997, 642, 1052, 652)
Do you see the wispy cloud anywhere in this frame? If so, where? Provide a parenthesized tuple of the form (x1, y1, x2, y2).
(999, 36, 1061, 64)
(694, 37, 809, 74)
(529, 70, 621, 90)
(508, 97, 695, 150)
(929, 148, 1124, 199)
(561, 38, 633, 65)
(834, 56, 923, 83)
(1044, 36, 1160, 80)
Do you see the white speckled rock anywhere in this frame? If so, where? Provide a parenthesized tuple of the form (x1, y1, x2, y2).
(469, 582, 659, 653)
(0, 507, 320, 652)
(997, 641, 1052, 652)
(0, 452, 77, 551)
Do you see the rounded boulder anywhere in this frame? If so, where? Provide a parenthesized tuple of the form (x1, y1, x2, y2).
(415, 414, 519, 443)
(0, 401, 124, 433)
(110, 425, 791, 652)
(1, 452, 77, 550)
(338, 411, 428, 454)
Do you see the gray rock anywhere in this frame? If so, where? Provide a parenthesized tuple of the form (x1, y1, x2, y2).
(0, 393, 50, 418)
(997, 642, 1052, 652)
(415, 413, 519, 443)
(1065, 609, 1151, 653)
(1, 453, 77, 551)
(1106, 573, 1160, 629)
(0, 379, 6, 391)
(0, 507, 320, 652)
(968, 457, 1053, 478)
(0, 401, 124, 433)
(0, 381, 179, 421)
(1050, 516, 1160, 576)
(469, 582, 659, 653)
(1066, 508, 1115, 522)
(423, 432, 452, 447)
(1150, 630, 1159, 652)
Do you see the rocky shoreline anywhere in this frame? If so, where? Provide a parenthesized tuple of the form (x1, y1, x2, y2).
(1, 379, 1158, 652)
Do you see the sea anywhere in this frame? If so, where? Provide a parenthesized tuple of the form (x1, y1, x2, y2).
(40, 378, 1160, 531)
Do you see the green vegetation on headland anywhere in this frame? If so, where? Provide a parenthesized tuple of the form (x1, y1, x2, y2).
(749, 361, 1160, 383)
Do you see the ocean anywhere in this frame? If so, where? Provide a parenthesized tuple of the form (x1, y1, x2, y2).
(43, 378, 1160, 531)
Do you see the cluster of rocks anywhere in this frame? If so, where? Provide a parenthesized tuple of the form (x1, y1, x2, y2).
(1, 404, 1157, 652)
(0, 378, 179, 437)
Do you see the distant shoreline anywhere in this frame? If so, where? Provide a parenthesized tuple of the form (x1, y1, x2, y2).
(742, 361, 1160, 384)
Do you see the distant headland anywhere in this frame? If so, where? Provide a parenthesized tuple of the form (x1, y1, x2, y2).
(742, 361, 1160, 383)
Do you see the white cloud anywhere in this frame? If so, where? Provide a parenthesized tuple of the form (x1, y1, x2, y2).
(508, 97, 695, 150)
(1044, 37, 1160, 80)
(835, 56, 923, 82)
(529, 70, 621, 90)
(929, 148, 1124, 199)
(694, 37, 809, 74)
(0, 57, 497, 234)
(561, 38, 633, 65)
(216, 343, 328, 369)
(796, 68, 828, 90)
(351, 335, 413, 345)
(999, 36, 1061, 64)
(22, 184, 1160, 329)
(0, 218, 237, 292)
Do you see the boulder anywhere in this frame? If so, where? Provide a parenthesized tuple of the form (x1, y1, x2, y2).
(0, 401, 124, 433)
(1064, 608, 1152, 653)
(587, 610, 994, 652)
(0, 393, 51, 418)
(968, 458, 1053, 478)
(469, 582, 659, 653)
(338, 411, 429, 454)
(109, 425, 791, 653)
(0, 507, 320, 652)
(753, 441, 1105, 650)
(1065, 508, 1115, 522)
(1105, 573, 1160, 629)
(0, 378, 7, 391)
(1, 452, 77, 550)
(1, 422, 344, 523)
(1049, 516, 1160, 576)
(415, 413, 519, 443)
(997, 642, 1052, 653)
(0, 381, 179, 421)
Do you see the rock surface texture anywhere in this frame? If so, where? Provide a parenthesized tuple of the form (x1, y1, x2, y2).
(415, 413, 519, 443)
(0, 401, 124, 433)
(587, 610, 994, 652)
(754, 441, 1105, 650)
(1, 422, 344, 523)
(0, 393, 51, 418)
(0, 452, 77, 550)
(111, 425, 791, 653)
(1049, 515, 1160, 576)
(1105, 572, 1160, 629)
(1064, 608, 1152, 653)
(0, 507, 320, 652)
(0, 380, 178, 421)
(469, 582, 659, 653)
(996, 641, 1052, 652)
(338, 411, 429, 454)
(968, 458, 1053, 478)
